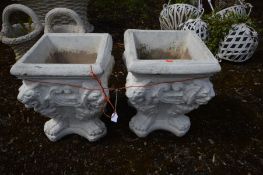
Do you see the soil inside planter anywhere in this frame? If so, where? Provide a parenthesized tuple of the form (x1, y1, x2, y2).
(138, 46, 191, 60)
(45, 51, 97, 64)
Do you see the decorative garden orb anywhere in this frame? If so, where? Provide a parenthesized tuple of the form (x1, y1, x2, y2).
(180, 18, 208, 41)
(217, 23, 258, 62)
(159, 3, 201, 30)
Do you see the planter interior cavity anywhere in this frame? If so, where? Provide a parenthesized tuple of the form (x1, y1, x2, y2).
(11, 33, 114, 142)
(124, 29, 221, 138)
(45, 51, 97, 64)
(22, 35, 99, 64)
(11, 33, 112, 78)
(124, 30, 221, 75)
(137, 43, 191, 60)
(133, 31, 209, 61)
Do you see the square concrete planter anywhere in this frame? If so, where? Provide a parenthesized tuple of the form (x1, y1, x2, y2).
(10, 33, 114, 142)
(123, 29, 221, 137)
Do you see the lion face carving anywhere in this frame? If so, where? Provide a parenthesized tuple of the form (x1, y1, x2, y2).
(126, 78, 215, 116)
(18, 84, 40, 109)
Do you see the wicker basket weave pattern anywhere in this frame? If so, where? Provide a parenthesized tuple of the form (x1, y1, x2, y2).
(216, 3, 252, 18)
(180, 17, 208, 41)
(217, 23, 258, 62)
(159, 3, 201, 30)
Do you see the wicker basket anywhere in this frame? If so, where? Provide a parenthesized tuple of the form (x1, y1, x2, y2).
(15, 0, 94, 32)
(217, 23, 258, 62)
(159, 2, 202, 30)
(0, 4, 43, 60)
(45, 8, 86, 33)
(208, 0, 253, 18)
(217, 2, 252, 18)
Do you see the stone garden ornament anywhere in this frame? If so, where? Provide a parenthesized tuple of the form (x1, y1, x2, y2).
(45, 8, 86, 33)
(10, 33, 114, 142)
(0, 4, 43, 60)
(123, 29, 221, 137)
(14, 0, 94, 32)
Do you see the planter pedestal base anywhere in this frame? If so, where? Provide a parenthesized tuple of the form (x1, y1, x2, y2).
(125, 73, 216, 138)
(129, 113, 190, 137)
(44, 118, 106, 142)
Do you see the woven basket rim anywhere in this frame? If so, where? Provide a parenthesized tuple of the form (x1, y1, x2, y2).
(216, 4, 247, 16)
(1, 23, 43, 45)
(164, 3, 199, 9)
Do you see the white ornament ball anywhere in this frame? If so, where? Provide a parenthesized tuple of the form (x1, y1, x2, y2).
(217, 23, 258, 62)
(180, 18, 209, 41)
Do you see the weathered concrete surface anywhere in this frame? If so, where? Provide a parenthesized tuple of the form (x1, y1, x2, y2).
(10, 33, 114, 142)
(124, 29, 220, 138)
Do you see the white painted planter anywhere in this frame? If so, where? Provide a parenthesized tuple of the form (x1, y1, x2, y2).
(10, 33, 114, 142)
(123, 29, 221, 137)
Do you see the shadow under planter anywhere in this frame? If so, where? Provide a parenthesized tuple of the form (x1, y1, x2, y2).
(10, 33, 114, 142)
(123, 29, 221, 138)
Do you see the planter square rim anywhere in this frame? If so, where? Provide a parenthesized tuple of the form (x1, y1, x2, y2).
(123, 29, 221, 75)
(10, 33, 113, 79)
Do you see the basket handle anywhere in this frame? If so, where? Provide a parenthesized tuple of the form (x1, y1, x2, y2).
(207, 0, 215, 12)
(244, 3, 253, 17)
(1, 4, 42, 35)
(238, 0, 253, 17)
(163, 0, 171, 9)
(44, 8, 86, 33)
(163, 0, 205, 13)
(198, 7, 205, 18)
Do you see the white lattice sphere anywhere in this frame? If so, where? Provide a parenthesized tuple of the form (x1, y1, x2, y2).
(159, 4, 200, 30)
(217, 23, 258, 62)
(180, 18, 208, 41)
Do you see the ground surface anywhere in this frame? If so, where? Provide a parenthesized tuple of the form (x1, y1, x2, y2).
(0, 0, 263, 174)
